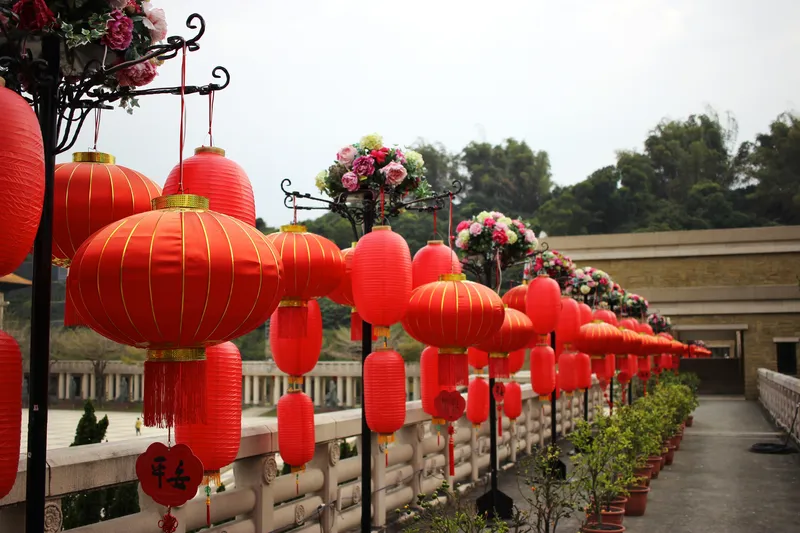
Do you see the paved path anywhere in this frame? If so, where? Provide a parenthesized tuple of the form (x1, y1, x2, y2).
(494, 398, 800, 532)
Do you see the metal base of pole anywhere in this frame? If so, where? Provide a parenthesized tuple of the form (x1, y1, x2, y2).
(478, 376, 514, 520)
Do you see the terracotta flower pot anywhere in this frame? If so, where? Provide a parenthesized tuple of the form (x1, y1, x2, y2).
(582, 523, 626, 533)
(686, 415, 694, 427)
(664, 444, 676, 465)
(634, 465, 653, 487)
(624, 485, 650, 516)
(669, 435, 681, 451)
(611, 496, 628, 512)
(646, 455, 663, 478)
(586, 506, 625, 526)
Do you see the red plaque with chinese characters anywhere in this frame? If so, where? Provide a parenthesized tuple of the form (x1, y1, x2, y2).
(493, 382, 505, 403)
(136, 443, 204, 507)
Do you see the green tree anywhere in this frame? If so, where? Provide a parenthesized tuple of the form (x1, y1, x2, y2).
(410, 140, 464, 194)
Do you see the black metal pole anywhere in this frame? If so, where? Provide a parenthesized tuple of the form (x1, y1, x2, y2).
(550, 332, 557, 442)
(609, 378, 614, 415)
(629, 380, 633, 405)
(583, 387, 589, 420)
(488, 376, 498, 490)
(360, 208, 374, 533)
(25, 35, 59, 533)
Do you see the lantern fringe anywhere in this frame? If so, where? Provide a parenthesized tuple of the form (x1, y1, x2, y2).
(539, 395, 550, 402)
(448, 424, 455, 477)
(438, 352, 468, 388)
(349, 310, 377, 341)
(489, 356, 509, 379)
(276, 304, 308, 338)
(204, 484, 212, 527)
(291, 465, 306, 496)
(144, 359, 207, 428)
(203, 471, 222, 486)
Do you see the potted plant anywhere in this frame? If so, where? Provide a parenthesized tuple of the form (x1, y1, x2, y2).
(615, 404, 661, 488)
(517, 444, 580, 533)
(570, 414, 633, 532)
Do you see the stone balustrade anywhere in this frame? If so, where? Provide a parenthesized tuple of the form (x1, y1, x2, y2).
(0, 382, 603, 533)
(757, 368, 800, 445)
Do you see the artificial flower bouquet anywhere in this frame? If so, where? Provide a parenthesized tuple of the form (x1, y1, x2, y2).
(1, 0, 167, 91)
(623, 292, 649, 319)
(566, 266, 612, 300)
(647, 312, 671, 334)
(315, 133, 428, 198)
(455, 211, 537, 269)
(526, 248, 574, 289)
(603, 282, 625, 313)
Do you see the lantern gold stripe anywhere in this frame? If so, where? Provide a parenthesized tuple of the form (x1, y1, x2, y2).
(95, 218, 138, 345)
(192, 212, 213, 340)
(148, 211, 167, 340)
(223, 216, 264, 340)
(119, 217, 148, 341)
(203, 211, 236, 342)
(61, 164, 82, 259)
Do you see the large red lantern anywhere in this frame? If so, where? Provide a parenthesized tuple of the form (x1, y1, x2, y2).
(270, 299, 322, 385)
(267, 225, 344, 338)
(526, 275, 561, 335)
(575, 352, 592, 391)
(475, 307, 534, 378)
(278, 391, 315, 474)
(466, 377, 489, 428)
(0, 330, 22, 499)
(0, 82, 44, 277)
(67, 194, 284, 428)
(503, 381, 523, 422)
(555, 297, 581, 347)
(163, 146, 255, 226)
(502, 282, 527, 313)
(468, 347, 489, 371)
(576, 321, 623, 358)
(403, 273, 504, 387)
(412, 240, 460, 289)
(364, 349, 407, 452)
(352, 226, 412, 337)
(530, 342, 556, 400)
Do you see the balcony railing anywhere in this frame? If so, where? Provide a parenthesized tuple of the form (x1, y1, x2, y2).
(758, 368, 800, 445)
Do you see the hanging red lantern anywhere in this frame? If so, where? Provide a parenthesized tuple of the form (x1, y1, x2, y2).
(578, 302, 592, 325)
(502, 282, 528, 313)
(53, 152, 162, 326)
(326, 243, 374, 341)
(412, 240, 461, 289)
(574, 352, 592, 391)
(637, 355, 652, 381)
(556, 297, 581, 347)
(267, 224, 344, 338)
(466, 377, 489, 428)
(604, 353, 616, 381)
(526, 275, 561, 334)
(270, 299, 322, 386)
(508, 348, 525, 376)
(591, 354, 608, 383)
(403, 273, 504, 387)
(0, 330, 22, 500)
(421, 346, 452, 424)
(530, 342, 556, 400)
(67, 194, 284, 428)
(163, 146, 255, 226)
(475, 307, 534, 379)
(503, 381, 523, 423)
(593, 308, 617, 326)
(352, 226, 412, 337)
(364, 349, 407, 459)
(0, 81, 44, 278)
(278, 391, 315, 476)
(558, 351, 578, 395)
(468, 347, 489, 371)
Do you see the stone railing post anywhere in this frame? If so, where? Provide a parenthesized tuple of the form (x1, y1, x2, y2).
(233, 454, 276, 531)
(310, 441, 339, 533)
(397, 423, 424, 501)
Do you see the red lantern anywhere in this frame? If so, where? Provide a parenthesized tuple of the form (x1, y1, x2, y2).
(502, 282, 527, 313)
(556, 297, 581, 347)
(526, 275, 561, 334)
(503, 381, 523, 422)
(575, 352, 592, 391)
(591, 354, 608, 383)
(175, 342, 242, 484)
(421, 346, 452, 423)
(352, 226, 412, 337)
(468, 347, 489, 371)
(163, 146, 255, 226)
(604, 353, 616, 381)
(326, 244, 373, 341)
(0, 330, 22, 500)
(578, 302, 592, 325)
(576, 321, 622, 359)
(637, 355, 652, 381)
(530, 343, 556, 400)
(67, 194, 284, 428)
(412, 240, 461, 289)
(476, 307, 534, 379)
(593, 308, 617, 326)
(364, 349, 407, 449)
(467, 377, 489, 428)
(508, 348, 525, 375)
(403, 273, 504, 387)
(558, 351, 578, 394)
(270, 299, 322, 385)
(278, 391, 315, 472)
(267, 225, 344, 338)
(136, 442, 204, 507)
(0, 82, 44, 277)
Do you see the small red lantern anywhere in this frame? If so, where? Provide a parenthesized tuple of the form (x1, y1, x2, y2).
(526, 275, 561, 335)
(412, 240, 461, 289)
(468, 347, 489, 371)
(556, 297, 581, 347)
(136, 442, 204, 508)
(278, 391, 315, 473)
(267, 225, 344, 338)
(530, 343, 556, 400)
(0, 330, 22, 500)
(0, 82, 44, 277)
(466, 377, 489, 428)
(604, 354, 616, 382)
(327, 244, 374, 341)
(364, 349, 407, 459)
(637, 355, 652, 381)
(574, 352, 591, 389)
(558, 351, 578, 395)
(503, 381, 523, 422)
(403, 273, 504, 387)
(270, 299, 323, 385)
(475, 307, 534, 379)
(508, 348, 526, 376)
(502, 282, 527, 313)
(163, 146, 255, 226)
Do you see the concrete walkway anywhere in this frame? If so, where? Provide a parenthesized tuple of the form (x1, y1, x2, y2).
(495, 398, 800, 532)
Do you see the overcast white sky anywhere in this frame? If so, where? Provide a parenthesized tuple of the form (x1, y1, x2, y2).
(60, 0, 800, 226)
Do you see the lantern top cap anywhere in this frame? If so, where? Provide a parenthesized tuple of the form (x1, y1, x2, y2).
(351, 241, 358, 248)
(195, 146, 226, 156)
(152, 194, 210, 211)
(522, 279, 528, 286)
(280, 224, 307, 233)
(439, 273, 466, 282)
(427, 240, 444, 245)
(373, 225, 392, 231)
(0, 77, 5, 88)
(73, 151, 116, 164)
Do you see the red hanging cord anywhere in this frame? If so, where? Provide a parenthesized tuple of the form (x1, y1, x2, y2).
(207, 91, 215, 147)
(178, 43, 188, 193)
(92, 108, 101, 150)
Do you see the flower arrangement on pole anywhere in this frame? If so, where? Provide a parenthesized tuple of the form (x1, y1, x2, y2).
(455, 211, 537, 279)
(603, 282, 625, 315)
(315, 133, 429, 199)
(623, 292, 649, 320)
(525, 248, 574, 291)
(565, 266, 612, 304)
(647, 313, 671, 334)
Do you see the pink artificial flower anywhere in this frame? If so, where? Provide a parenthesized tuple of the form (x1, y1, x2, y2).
(124, 0, 142, 14)
(116, 59, 158, 87)
(142, 1, 168, 42)
(341, 171, 360, 192)
(456, 220, 470, 232)
(336, 145, 358, 167)
(469, 222, 482, 236)
(352, 156, 375, 177)
(495, 222, 508, 231)
(484, 218, 495, 228)
(395, 148, 406, 164)
(514, 221, 526, 232)
(381, 162, 408, 186)
(524, 229, 536, 243)
(102, 10, 134, 50)
(492, 229, 508, 245)
(12, 0, 56, 31)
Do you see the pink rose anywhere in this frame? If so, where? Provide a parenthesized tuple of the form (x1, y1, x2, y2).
(492, 229, 509, 245)
(495, 222, 508, 231)
(102, 10, 134, 50)
(484, 218, 495, 227)
(381, 162, 408, 186)
(142, 1, 168, 42)
(341, 172, 360, 192)
(456, 221, 470, 232)
(524, 229, 536, 243)
(394, 148, 406, 164)
(352, 156, 375, 177)
(336, 145, 358, 167)
(116, 59, 158, 87)
(469, 222, 482, 236)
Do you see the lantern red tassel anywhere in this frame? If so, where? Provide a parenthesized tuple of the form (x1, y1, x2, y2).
(278, 391, 315, 472)
(526, 275, 561, 335)
(0, 330, 22, 500)
(412, 240, 461, 289)
(0, 81, 44, 278)
(448, 424, 456, 476)
(530, 343, 556, 401)
(364, 349, 406, 440)
(144, 355, 207, 428)
(503, 381, 523, 422)
(467, 377, 489, 429)
(271, 299, 322, 378)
